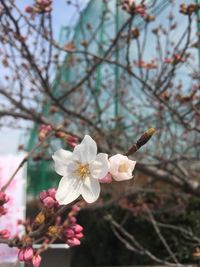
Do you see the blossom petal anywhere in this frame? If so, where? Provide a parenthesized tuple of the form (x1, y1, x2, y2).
(109, 155, 121, 177)
(73, 135, 97, 164)
(52, 149, 73, 176)
(89, 153, 109, 179)
(81, 177, 100, 203)
(130, 160, 137, 170)
(112, 172, 132, 181)
(55, 176, 82, 205)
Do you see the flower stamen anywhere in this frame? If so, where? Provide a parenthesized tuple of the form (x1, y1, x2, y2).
(118, 163, 129, 173)
(75, 164, 90, 180)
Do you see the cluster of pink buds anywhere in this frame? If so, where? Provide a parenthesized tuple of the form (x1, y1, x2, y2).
(0, 229, 10, 239)
(15, 200, 84, 266)
(60, 204, 84, 247)
(40, 188, 59, 209)
(122, 0, 146, 17)
(0, 191, 9, 216)
(38, 124, 52, 141)
(164, 54, 186, 64)
(18, 247, 41, 267)
(134, 59, 157, 69)
(25, 0, 52, 14)
(61, 220, 84, 247)
(55, 131, 79, 148)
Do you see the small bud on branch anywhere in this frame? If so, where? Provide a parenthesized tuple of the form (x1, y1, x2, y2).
(125, 128, 156, 156)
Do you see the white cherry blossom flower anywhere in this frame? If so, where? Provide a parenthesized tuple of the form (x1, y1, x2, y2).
(53, 135, 109, 205)
(109, 154, 136, 181)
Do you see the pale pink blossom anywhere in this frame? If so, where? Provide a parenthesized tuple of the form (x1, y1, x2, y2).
(109, 154, 136, 181)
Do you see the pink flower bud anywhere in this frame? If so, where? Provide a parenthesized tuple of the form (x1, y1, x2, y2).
(25, 6, 34, 13)
(67, 135, 78, 148)
(5, 195, 9, 203)
(32, 254, 42, 267)
(72, 224, 83, 234)
(135, 6, 146, 16)
(18, 249, 25, 261)
(48, 188, 56, 198)
(67, 237, 81, 247)
(0, 229, 10, 239)
(75, 232, 84, 239)
(23, 247, 34, 262)
(40, 124, 52, 132)
(0, 206, 7, 216)
(72, 205, 80, 212)
(99, 173, 112, 184)
(67, 135, 78, 143)
(164, 58, 172, 64)
(68, 216, 77, 224)
(39, 190, 47, 201)
(56, 216, 61, 225)
(69, 142, 78, 148)
(0, 192, 9, 204)
(43, 196, 55, 208)
(38, 124, 52, 141)
(44, 6, 52, 12)
(37, 0, 50, 4)
(18, 247, 34, 263)
(65, 229, 75, 238)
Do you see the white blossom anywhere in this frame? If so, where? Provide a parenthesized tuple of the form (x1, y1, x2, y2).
(53, 135, 109, 205)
